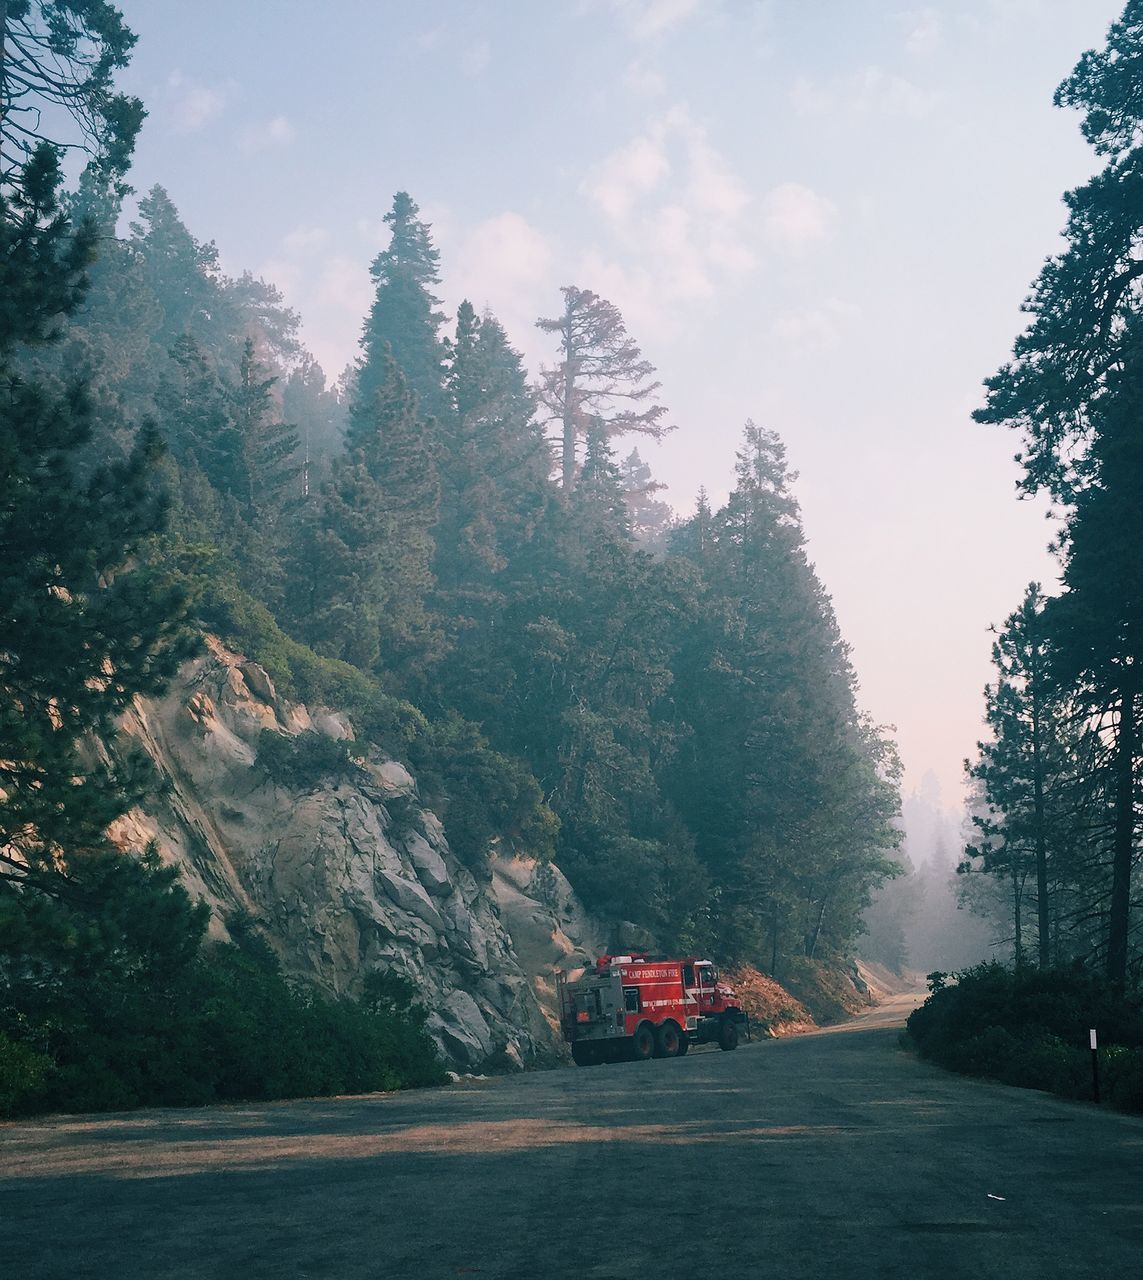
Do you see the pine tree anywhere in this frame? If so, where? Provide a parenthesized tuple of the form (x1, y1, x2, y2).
(572, 421, 630, 539)
(621, 448, 673, 548)
(156, 334, 240, 493)
(358, 191, 448, 419)
(536, 286, 671, 490)
(232, 338, 301, 526)
(966, 585, 1083, 968)
(0, 0, 144, 198)
(130, 185, 240, 370)
(974, 5, 1143, 986)
(0, 12, 187, 892)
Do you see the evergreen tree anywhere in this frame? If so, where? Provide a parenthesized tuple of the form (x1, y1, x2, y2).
(358, 191, 447, 419)
(536, 285, 672, 490)
(156, 333, 240, 493)
(572, 421, 630, 539)
(974, 4, 1143, 987)
(0, 0, 143, 197)
(0, 12, 187, 893)
(966, 586, 1078, 968)
(666, 423, 899, 964)
(130, 185, 241, 370)
(232, 337, 301, 527)
(621, 447, 673, 548)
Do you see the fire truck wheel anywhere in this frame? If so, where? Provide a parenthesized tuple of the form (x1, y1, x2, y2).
(631, 1023, 656, 1061)
(654, 1021, 683, 1058)
(677, 1033, 689, 1056)
(717, 1017, 739, 1051)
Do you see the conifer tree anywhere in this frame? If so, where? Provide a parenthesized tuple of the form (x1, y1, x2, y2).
(0, 6, 187, 892)
(232, 337, 301, 526)
(536, 286, 671, 490)
(358, 191, 448, 419)
(621, 448, 673, 548)
(572, 421, 630, 539)
(966, 586, 1081, 968)
(974, 4, 1143, 987)
(157, 334, 239, 493)
(0, 0, 144, 197)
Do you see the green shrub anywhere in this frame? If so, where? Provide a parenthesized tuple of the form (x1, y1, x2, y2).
(1102, 1046, 1143, 1113)
(907, 962, 1143, 1110)
(0, 853, 446, 1117)
(0, 1032, 52, 1116)
(255, 729, 359, 789)
(409, 713, 559, 868)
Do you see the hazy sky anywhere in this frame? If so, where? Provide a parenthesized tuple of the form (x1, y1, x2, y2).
(113, 0, 1124, 807)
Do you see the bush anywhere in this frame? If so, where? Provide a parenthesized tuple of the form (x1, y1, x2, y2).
(255, 729, 359, 789)
(1102, 1046, 1143, 1113)
(0, 853, 446, 1117)
(0, 1032, 53, 1116)
(409, 713, 559, 868)
(906, 962, 1143, 1108)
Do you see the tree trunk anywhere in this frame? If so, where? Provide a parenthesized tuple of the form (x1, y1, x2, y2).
(561, 294, 577, 491)
(1107, 685, 1137, 992)
(1011, 858, 1024, 968)
(0, 0, 8, 178)
(1030, 644, 1051, 968)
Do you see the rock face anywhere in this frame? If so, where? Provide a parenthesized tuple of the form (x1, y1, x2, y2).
(109, 638, 603, 1072)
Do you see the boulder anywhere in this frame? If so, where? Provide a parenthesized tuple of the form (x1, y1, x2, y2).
(405, 831, 451, 897)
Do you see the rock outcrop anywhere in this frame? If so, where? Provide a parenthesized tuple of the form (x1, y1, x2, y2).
(108, 638, 602, 1072)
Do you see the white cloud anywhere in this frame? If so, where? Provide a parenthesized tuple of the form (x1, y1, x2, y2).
(761, 182, 837, 251)
(167, 71, 229, 133)
(903, 8, 942, 57)
(791, 66, 937, 120)
(576, 103, 758, 339)
(240, 115, 296, 152)
(445, 212, 557, 370)
(612, 0, 705, 40)
(585, 133, 671, 220)
(282, 226, 328, 254)
(461, 38, 491, 76)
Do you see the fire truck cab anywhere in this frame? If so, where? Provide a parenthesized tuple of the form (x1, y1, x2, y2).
(557, 954, 747, 1066)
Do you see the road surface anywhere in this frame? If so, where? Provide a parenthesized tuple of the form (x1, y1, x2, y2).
(4, 995, 1142, 1278)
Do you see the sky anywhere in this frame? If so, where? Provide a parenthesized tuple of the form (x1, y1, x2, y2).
(112, 0, 1125, 811)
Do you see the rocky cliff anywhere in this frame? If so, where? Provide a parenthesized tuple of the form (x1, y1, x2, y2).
(108, 638, 605, 1072)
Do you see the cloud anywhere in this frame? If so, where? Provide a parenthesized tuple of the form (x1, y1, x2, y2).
(282, 226, 328, 254)
(611, 0, 705, 40)
(761, 182, 837, 251)
(576, 103, 758, 339)
(585, 133, 671, 220)
(772, 297, 862, 349)
(460, 212, 553, 290)
(167, 71, 229, 133)
(902, 8, 942, 57)
(791, 66, 937, 120)
(445, 212, 557, 369)
(240, 115, 296, 152)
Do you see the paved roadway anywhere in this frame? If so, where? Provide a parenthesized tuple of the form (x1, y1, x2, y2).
(4, 995, 1143, 1279)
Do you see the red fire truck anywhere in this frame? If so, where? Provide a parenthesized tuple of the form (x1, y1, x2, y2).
(557, 954, 747, 1065)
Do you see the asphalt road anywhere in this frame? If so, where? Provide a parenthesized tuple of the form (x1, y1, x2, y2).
(4, 996, 1143, 1279)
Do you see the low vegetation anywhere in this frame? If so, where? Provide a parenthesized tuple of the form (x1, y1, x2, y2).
(0, 854, 446, 1118)
(906, 963, 1143, 1113)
